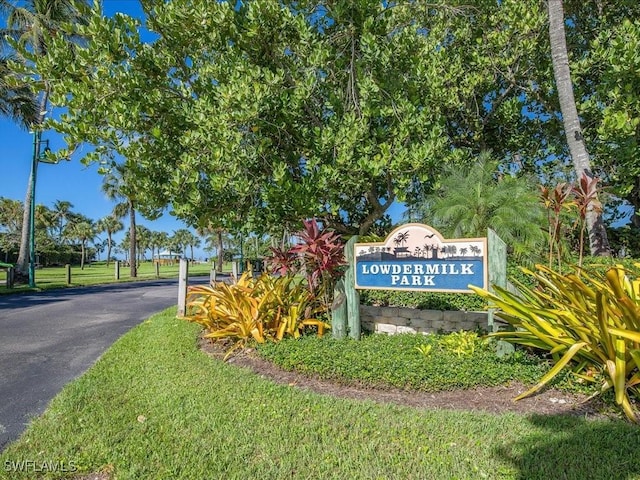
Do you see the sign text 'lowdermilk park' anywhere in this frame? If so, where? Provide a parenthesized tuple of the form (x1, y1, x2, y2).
(354, 224, 488, 293)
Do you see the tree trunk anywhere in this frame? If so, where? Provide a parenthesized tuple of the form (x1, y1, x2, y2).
(548, 0, 610, 256)
(216, 229, 224, 273)
(80, 242, 85, 270)
(106, 234, 112, 267)
(15, 170, 33, 275)
(16, 89, 50, 277)
(129, 202, 137, 277)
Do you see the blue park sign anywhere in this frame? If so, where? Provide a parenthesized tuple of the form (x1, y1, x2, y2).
(354, 224, 488, 293)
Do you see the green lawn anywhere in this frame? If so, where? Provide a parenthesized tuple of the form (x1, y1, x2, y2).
(1, 309, 640, 479)
(0, 261, 225, 294)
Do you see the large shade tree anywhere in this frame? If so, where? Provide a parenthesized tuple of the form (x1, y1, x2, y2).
(29, 0, 562, 237)
(20, 0, 640, 245)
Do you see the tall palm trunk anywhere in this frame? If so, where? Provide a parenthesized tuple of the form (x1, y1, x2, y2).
(80, 241, 86, 270)
(106, 233, 112, 267)
(129, 201, 137, 277)
(216, 229, 224, 273)
(16, 168, 33, 275)
(16, 89, 49, 276)
(548, 0, 610, 256)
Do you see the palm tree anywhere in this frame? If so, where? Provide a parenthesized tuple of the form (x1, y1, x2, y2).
(150, 231, 169, 262)
(4, 0, 91, 277)
(102, 163, 139, 277)
(50, 200, 74, 242)
(0, 52, 37, 127)
(65, 220, 95, 269)
(136, 225, 151, 263)
(171, 229, 191, 259)
(185, 231, 201, 261)
(200, 227, 225, 270)
(547, 0, 610, 256)
(413, 152, 546, 262)
(96, 215, 123, 266)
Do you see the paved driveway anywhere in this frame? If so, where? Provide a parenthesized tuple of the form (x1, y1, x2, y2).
(0, 276, 208, 451)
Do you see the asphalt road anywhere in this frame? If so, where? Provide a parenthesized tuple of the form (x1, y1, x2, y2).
(0, 276, 208, 451)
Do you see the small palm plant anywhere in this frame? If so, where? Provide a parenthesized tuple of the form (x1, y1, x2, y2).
(471, 263, 640, 422)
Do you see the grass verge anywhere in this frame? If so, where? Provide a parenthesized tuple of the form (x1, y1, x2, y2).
(2, 310, 640, 479)
(0, 261, 220, 294)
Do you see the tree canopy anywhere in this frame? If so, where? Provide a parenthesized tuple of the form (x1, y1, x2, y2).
(16, 0, 640, 239)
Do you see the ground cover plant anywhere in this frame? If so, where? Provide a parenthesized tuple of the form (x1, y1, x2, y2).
(256, 333, 592, 395)
(3, 308, 640, 480)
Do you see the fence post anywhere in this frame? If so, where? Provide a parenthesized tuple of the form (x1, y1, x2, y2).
(487, 228, 513, 356)
(331, 278, 347, 339)
(210, 267, 217, 285)
(115, 261, 120, 280)
(65, 264, 71, 285)
(177, 258, 189, 317)
(344, 235, 361, 339)
(231, 261, 239, 280)
(6, 267, 14, 289)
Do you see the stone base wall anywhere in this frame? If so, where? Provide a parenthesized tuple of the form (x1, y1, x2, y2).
(360, 305, 489, 335)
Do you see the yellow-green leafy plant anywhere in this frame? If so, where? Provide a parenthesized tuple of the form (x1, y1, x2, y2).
(181, 272, 329, 359)
(470, 264, 640, 422)
(437, 331, 489, 357)
(415, 343, 433, 357)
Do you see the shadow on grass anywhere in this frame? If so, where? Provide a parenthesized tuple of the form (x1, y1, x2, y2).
(496, 414, 640, 480)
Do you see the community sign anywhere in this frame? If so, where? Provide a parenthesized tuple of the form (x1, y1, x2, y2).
(354, 223, 487, 293)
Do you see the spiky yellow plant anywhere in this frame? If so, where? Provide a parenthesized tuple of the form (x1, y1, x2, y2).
(470, 264, 640, 422)
(181, 272, 329, 359)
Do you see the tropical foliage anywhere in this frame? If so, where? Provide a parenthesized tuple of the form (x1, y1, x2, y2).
(14, 0, 633, 239)
(0, 195, 202, 270)
(411, 152, 545, 262)
(181, 272, 329, 359)
(471, 263, 640, 422)
(267, 218, 345, 314)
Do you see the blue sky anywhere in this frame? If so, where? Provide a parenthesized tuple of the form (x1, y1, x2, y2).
(0, 1, 206, 258)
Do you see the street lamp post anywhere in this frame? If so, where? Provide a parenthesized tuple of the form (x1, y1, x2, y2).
(28, 131, 51, 288)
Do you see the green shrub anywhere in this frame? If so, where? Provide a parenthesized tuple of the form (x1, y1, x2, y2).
(436, 330, 490, 357)
(359, 289, 486, 311)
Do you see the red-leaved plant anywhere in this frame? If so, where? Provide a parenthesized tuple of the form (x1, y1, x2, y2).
(571, 173, 602, 267)
(266, 218, 346, 317)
